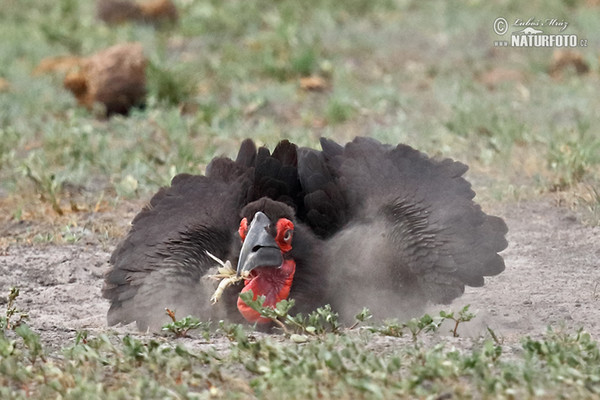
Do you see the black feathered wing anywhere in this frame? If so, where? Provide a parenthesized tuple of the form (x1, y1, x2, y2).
(318, 137, 507, 319)
(103, 145, 256, 330)
(103, 139, 310, 330)
(297, 146, 349, 238)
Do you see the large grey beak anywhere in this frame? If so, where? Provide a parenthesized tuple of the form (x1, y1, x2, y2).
(236, 211, 283, 276)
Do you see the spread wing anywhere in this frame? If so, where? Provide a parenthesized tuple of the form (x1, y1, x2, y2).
(103, 143, 256, 330)
(317, 137, 508, 319)
(103, 139, 307, 330)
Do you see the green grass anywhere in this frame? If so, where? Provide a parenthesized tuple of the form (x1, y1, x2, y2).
(1, 1, 599, 223)
(2, 287, 600, 399)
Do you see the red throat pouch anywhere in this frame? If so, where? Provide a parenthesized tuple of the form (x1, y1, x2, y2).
(237, 259, 296, 324)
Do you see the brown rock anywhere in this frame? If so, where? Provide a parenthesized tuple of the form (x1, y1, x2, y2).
(97, 0, 178, 25)
(63, 42, 147, 115)
(97, 0, 142, 23)
(300, 75, 329, 92)
(549, 50, 590, 79)
(138, 0, 178, 22)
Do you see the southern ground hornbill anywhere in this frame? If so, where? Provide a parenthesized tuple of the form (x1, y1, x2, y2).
(103, 137, 508, 330)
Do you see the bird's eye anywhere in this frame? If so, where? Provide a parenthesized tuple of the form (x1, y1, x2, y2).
(275, 218, 294, 252)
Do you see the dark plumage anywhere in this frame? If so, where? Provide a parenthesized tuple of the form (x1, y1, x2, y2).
(103, 137, 508, 330)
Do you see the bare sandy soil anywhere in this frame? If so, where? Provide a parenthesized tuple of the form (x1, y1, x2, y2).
(1, 198, 599, 350)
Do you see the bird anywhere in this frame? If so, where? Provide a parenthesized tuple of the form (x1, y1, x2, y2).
(102, 137, 508, 331)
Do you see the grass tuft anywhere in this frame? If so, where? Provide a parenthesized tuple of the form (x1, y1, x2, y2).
(2, 288, 600, 398)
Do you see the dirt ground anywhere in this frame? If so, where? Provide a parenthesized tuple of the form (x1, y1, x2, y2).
(1, 197, 599, 351)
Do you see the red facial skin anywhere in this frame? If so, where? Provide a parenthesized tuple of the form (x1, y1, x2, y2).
(238, 218, 249, 241)
(237, 218, 296, 324)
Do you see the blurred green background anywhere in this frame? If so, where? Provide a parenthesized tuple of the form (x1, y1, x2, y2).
(1, 0, 599, 245)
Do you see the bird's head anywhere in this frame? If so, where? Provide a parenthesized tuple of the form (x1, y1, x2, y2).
(236, 198, 297, 324)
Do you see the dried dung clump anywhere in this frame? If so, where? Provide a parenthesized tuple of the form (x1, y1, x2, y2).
(63, 42, 147, 115)
(97, 0, 178, 25)
(299, 75, 329, 92)
(548, 50, 590, 79)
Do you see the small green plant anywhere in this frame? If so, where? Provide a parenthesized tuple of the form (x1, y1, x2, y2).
(440, 305, 476, 337)
(580, 184, 600, 226)
(74, 330, 89, 345)
(218, 320, 253, 349)
(548, 141, 589, 191)
(14, 324, 45, 364)
(121, 335, 152, 364)
(21, 160, 64, 215)
(1, 288, 45, 366)
(1, 287, 29, 331)
(147, 62, 198, 106)
(61, 224, 83, 243)
(238, 292, 296, 333)
(520, 327, 600, 395)
(370, 319, 405, 337)
(369, 306, 475, 341)
(547, 123, 600, 192)
(522, 327, 600, 365)
(405, 313, 444, 342)
(350, 307, 373, 329)
(291, 47, 318, 76)
(239, 291, 366, 336)
(325, 98, 354, 124)
(161, 308, 208, 338)
(487, 326, 503, 345)
(483, 337, 503, 362)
